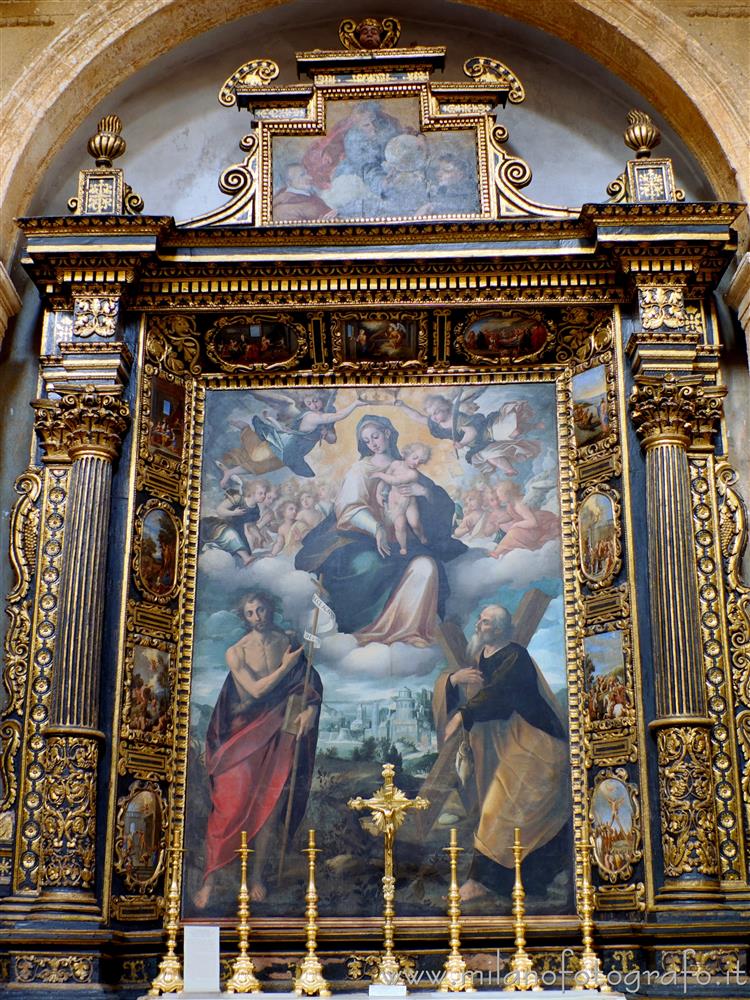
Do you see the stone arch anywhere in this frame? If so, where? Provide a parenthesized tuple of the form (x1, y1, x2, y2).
(1, 0, 747, 271)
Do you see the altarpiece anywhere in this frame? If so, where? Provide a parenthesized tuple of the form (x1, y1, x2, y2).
(0, 18, 748, 996)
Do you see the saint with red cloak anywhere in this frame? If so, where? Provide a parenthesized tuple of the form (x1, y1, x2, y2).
(194, 591, 322, 907)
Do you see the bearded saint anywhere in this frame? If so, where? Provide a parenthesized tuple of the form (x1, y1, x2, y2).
(433, 603, 570, 901)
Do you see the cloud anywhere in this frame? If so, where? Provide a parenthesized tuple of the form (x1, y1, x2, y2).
(445, 542, 562, 621)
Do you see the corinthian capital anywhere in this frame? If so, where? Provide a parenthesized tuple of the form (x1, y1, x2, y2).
(59, 385, 130, 462)
(31, 399, 69, 464)
(630, 373, 725, 450)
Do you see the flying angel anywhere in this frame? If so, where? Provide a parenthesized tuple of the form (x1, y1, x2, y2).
(216, 388, 369, 483)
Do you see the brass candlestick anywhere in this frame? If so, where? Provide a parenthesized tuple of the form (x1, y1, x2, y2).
(348, 763, 429, 986)
(575, 818, 611, 993)
(226, 831, 261, 994)
(439, 827, 474, 992)
(148, 840, 184, 996)
(294, 829, 331, 997)
(503, 828, 540, 992)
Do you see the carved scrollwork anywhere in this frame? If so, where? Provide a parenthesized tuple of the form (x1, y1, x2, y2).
(41, 734, 99, 889)
(556, 311, 613, 366)
(2, 471, 41, 723)
(73, 294, 119, 338)
(656, 725, 720, 878)
(146, 314, 202, 376)
(218, 58, 280, 107)
(13, 953, 95, 985)
(463, 56, 525, 103)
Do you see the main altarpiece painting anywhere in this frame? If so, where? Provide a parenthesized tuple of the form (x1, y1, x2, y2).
(0, 16, 749, 996)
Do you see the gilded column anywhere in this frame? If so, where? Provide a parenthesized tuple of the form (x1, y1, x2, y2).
(36, 386, 130, 916)
(630, 373, 725, 906)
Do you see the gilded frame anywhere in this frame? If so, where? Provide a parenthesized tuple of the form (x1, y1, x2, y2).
(453, 309, 555, 366)
(132, 499, 183, 605)
(257, 82, 493, 226)
(331, 311, 429, 370)
(588, 767, 642, 884)
(576, 484, 622, 591)
(114, 779, 168, 893)
(205, 313, 310, 373)
(581, 623, 637, 767)
(120, 633, 175, 748)
(166, 362, 589, 933)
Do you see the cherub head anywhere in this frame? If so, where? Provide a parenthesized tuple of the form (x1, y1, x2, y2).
(279, 500, 298, 521)
(299, 490, 318, 510)
(243, 478, 270, 504)
(495, 480, 522, 503)
(302, 391, 326, 412)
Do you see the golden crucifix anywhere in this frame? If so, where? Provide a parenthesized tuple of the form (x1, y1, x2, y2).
(348, 764, 429, 988)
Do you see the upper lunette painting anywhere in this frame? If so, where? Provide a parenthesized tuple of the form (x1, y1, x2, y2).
(186, 15, 575, 228)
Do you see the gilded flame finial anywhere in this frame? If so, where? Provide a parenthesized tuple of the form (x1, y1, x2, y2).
(623, 109, 661, 159)
(68, 113, 143, 215)
(87, 114, 127, 167)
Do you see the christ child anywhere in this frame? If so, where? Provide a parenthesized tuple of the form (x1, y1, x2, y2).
(372, 441, 431, 554)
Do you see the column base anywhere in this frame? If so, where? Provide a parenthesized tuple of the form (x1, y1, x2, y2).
(654, 875, 726, 910)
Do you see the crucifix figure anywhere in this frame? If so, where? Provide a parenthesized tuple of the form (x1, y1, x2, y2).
(348, 764, 429, 988)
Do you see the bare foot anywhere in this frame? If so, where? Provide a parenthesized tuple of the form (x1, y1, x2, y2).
(399, 547, 407, 555)
(250, 881, 267, 902)
(215, 459, 233, 490)
(194, 880, 213, 910)
(417, 533, 428, 544)
(494, 459, 517, 476)
(459, 878, 491, 902)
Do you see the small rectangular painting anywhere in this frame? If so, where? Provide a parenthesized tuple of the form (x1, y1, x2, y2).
(583, 631, 630, 723)
(272, 97, 480, 223)
(339, 315, 422, 364)
(128, 645, 171, 737)
(148, 376, 185, 461)
(571, 366, 609, 448)
(184, 383, 573, 923)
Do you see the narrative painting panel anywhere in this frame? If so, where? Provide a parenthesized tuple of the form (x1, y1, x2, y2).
(184, 383, 572, 920)
(272, 98, 480, 222)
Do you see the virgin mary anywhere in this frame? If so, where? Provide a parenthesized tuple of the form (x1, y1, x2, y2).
(295, 414, 466, 646)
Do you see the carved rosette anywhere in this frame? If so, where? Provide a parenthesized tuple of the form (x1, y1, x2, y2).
(630, 373, 724, 451)
(656, 726, 720, 878)
(59, 386, 130, 462)
(638, 285, 686, 331)
(73, 295, 119, 338)
(40, 735, 98, 890)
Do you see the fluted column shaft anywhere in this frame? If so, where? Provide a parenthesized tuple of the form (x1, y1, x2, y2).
(37, 386, 129, 911)
(631, 373, 725, 906)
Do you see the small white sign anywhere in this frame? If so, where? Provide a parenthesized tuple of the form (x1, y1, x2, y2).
(369, 985, 407, 997)
(182, 925, 221, 994)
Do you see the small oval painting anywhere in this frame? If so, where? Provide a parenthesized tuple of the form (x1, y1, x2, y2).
(578, 492, 617, 584)
(461, 313, 551, 362)
(121, 788, 163, 885)
(209, 317, 297, 368)
(139, 507, 179, 598)
(591, 777, 639, 879)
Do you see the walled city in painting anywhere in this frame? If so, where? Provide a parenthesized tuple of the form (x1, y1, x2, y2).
(184, 383, 573, 919)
